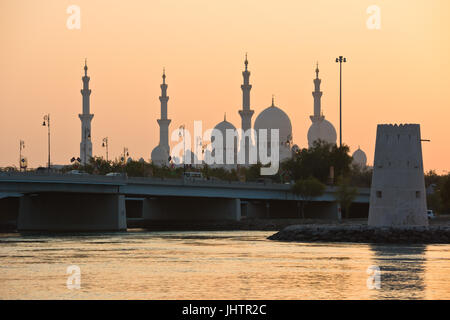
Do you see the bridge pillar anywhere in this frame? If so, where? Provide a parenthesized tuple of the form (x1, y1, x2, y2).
(18, 193, 127, 231)
(142, 197, 241, 221)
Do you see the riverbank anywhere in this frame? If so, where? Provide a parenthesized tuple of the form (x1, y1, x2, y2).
(127, 217, 369, 231)
(268, 217, 450, 244)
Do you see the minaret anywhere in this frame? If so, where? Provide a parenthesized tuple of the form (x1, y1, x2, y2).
(157, 68, 171, 152)
(79, 59, 94, 165)
(238, 54, 254, 164)
(310, 62, 324, 122)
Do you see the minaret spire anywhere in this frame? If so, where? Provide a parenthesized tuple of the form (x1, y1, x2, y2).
(152, 68, 171, 165)
(239, 53, 255, 165)
(79, 59, 94, 165)
(310, 62, 324, 122)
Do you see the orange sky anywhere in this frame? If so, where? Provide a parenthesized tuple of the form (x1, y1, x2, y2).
(1, 0, 449, 172)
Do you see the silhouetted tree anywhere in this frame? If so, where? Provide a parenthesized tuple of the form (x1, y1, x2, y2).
(334, 176, 358, 219)
(282, 140, 352, 185)
(291, 177, 326, 218)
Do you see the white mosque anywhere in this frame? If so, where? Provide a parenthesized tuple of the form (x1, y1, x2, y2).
(307, 63, 337, 148)
(150, 56, 367, 169)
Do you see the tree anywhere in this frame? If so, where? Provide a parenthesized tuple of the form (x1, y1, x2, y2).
(282, 140, 353, 185)
(334, 177, 358, 219)
(291, 177, 326, 218)
(440, 174, 450, 214)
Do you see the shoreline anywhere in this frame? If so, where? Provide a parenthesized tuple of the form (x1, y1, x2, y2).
(268, 221, 450, 244)
(1, 216, 450, 234)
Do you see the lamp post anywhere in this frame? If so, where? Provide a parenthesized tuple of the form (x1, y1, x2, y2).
(102, 137, 109, 161)
(335, 56, 347, 148)
(121, 147, 129, 163)
(42, 114, 51, 171)
(19, 140, 25, 172)
(179, 125, 186, 176)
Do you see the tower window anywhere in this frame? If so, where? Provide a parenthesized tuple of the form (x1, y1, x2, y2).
(376, 191, 382, 198)
(416, 191, 420, 198)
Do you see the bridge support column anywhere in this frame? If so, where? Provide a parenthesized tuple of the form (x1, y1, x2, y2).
(142, 197, 241, 221)
(18, 193, 127, 231)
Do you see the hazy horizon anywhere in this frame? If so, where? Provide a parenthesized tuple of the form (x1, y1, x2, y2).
(1, 0, 449, 173)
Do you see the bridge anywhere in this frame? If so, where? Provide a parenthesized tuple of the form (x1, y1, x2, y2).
(0, 172, 370, 231)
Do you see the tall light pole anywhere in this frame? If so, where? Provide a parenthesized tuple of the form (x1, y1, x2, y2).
(121, 147, 129, 163)
(19, 140, 25, 172)
(102, 137, 109, 161)
(335, 56, 346, 148)
(179, 125, 186, 175)
(42, 114, 51, 171)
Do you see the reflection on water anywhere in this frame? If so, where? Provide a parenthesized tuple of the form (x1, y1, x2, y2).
(369, 245, 426, 299)
(0, 230, 449, 299)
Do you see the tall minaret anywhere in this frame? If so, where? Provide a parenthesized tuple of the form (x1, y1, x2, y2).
(238, 54, 254, 164)
(310, 62, 324, 122)
(157, 68, 171, 152)
(79, 59, 94, 165)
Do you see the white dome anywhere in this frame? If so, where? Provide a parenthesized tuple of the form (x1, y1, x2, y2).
(352, 147, 367, 167)
(307, 118, 337, 147)
(254, 105, 292, 144)
(151, 145, 169, 166)
(214, 119, 236, 133)
(211, 117, 237, 168)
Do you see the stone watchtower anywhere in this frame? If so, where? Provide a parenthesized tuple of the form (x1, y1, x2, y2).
(368, 124, 428, 227)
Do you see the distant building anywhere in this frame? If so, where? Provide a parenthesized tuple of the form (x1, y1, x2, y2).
(307, 63, 337, 148)
(79, 60, 94, 165)
(368, 124, 428, 227)
(151, 69, 171, 166)
(352, 147, 367, 168)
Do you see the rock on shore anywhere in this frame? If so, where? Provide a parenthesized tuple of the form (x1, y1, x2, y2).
(268, 224, 450, 244)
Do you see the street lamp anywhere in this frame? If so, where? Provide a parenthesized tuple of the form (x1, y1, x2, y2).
(42, 114, 51, 171)
(179, 125, 186, 175)
(19, 140, 25, 172)
(121, 147, 129, 163)
(102, 137, 109, 161)
(335, 56, 347, 148)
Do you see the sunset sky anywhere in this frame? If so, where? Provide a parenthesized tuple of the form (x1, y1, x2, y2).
(1, 0, 449, 172)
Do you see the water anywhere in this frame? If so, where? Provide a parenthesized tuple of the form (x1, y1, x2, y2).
(0, 230, 449, 299)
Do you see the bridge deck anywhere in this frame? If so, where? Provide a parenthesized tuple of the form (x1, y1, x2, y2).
(0, 173, 370, 203)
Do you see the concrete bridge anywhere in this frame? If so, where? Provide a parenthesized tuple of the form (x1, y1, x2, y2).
(0, 172, 370, 231)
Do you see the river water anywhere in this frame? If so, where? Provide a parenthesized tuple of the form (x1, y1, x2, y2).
(0, 230, 449, 299)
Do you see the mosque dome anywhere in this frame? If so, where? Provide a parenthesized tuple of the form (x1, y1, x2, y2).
(213, 117, 237, 134)
(307, 119, 337, 147)
(211, 116, 237, 168)
(254, 100, 292, 144)
(151, 145, 169, 165)
(352, 147, 367, 167)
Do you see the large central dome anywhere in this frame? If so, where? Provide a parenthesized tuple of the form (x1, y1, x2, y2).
(254, 99, 293, 162)
(254, 102, 292, 144)
(210, 115, 238, 167)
